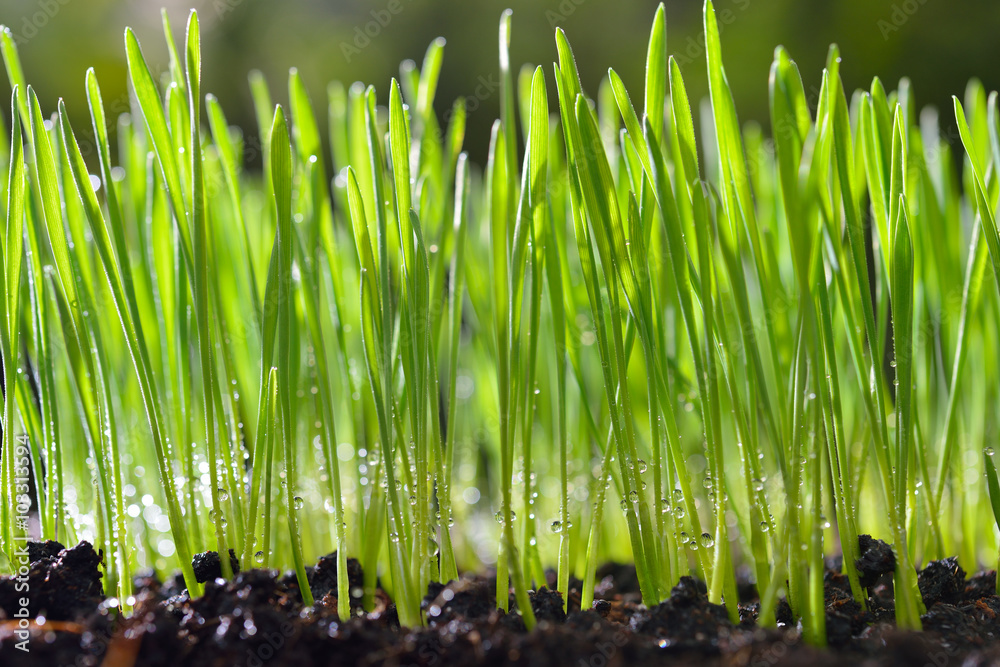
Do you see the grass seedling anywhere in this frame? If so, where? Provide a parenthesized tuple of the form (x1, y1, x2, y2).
(5, 1, 1000, 646)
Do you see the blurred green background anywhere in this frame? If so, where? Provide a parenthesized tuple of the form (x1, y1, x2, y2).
(2, 0, 999, 164)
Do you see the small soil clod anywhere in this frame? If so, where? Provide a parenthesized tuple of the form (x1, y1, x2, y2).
(855, 534, 895, 589)
(191, 548, 242, 583)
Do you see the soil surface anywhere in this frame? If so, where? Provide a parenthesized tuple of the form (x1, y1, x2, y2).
(2, 536, 1000, 666)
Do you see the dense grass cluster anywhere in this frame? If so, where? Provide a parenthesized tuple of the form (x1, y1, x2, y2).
(2, 1, 1000, 646)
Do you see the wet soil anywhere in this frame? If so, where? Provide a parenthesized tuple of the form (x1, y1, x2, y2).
(2, 535, 1000, 666)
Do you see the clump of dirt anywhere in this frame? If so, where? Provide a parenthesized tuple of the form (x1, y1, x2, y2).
(919, 557, 967, 607)
(308, 552, 364, 604)
(628, 576, 731, 652)
(855, 534, 895, 589)
(191, 549, 241, 583)
(0, 540, 104, 621)
(966, 571, 997, 600)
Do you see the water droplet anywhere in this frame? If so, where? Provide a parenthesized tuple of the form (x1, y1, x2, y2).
(673, 506, 685, 519)
(217, 487, 230, 501)
(759, 520, 770, 532)
(987, 446, 996, 457)
(699, 532, 715, 548)
(409, 495, 417, 506)
(254, 551, 264, 564)
(660, 498, 671, 514)
(629, 490, 639, 503)
(550, 520, 563, 534)
(293, 496, 305, 510)
(637, 460, 647, 474)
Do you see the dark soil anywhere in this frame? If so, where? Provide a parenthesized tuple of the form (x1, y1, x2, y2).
(3, 536, 1000, 666)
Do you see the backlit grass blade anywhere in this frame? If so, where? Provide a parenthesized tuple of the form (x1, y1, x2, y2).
(184, 11, 231, 578)
(125, 27, 193, 271)
(205, 94, 263, 330)
(1, 88, 25, 558)
(268, 103, 310, 601)
(983, 448, 1000, 595)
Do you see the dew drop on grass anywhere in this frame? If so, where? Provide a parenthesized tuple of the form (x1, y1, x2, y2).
(550, 520, 563, 534)
(699, 532, 715, 548)
(629, 490, 639, 503)
(217, 488, 229, 502)
(637, 460, 647, 474)
(673, 506, 685, 519)
(293, 496, 305, 510)
(759, 521, 770, 532)
(660, 498, 671, 514)
(620, 499, 629, 512)
(409, 495, 417, 506)
(254, 551, 264, 564)
(493, 511, 517, 526)
(820, 516, 832, 530)
(987, 446, 995, 457)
